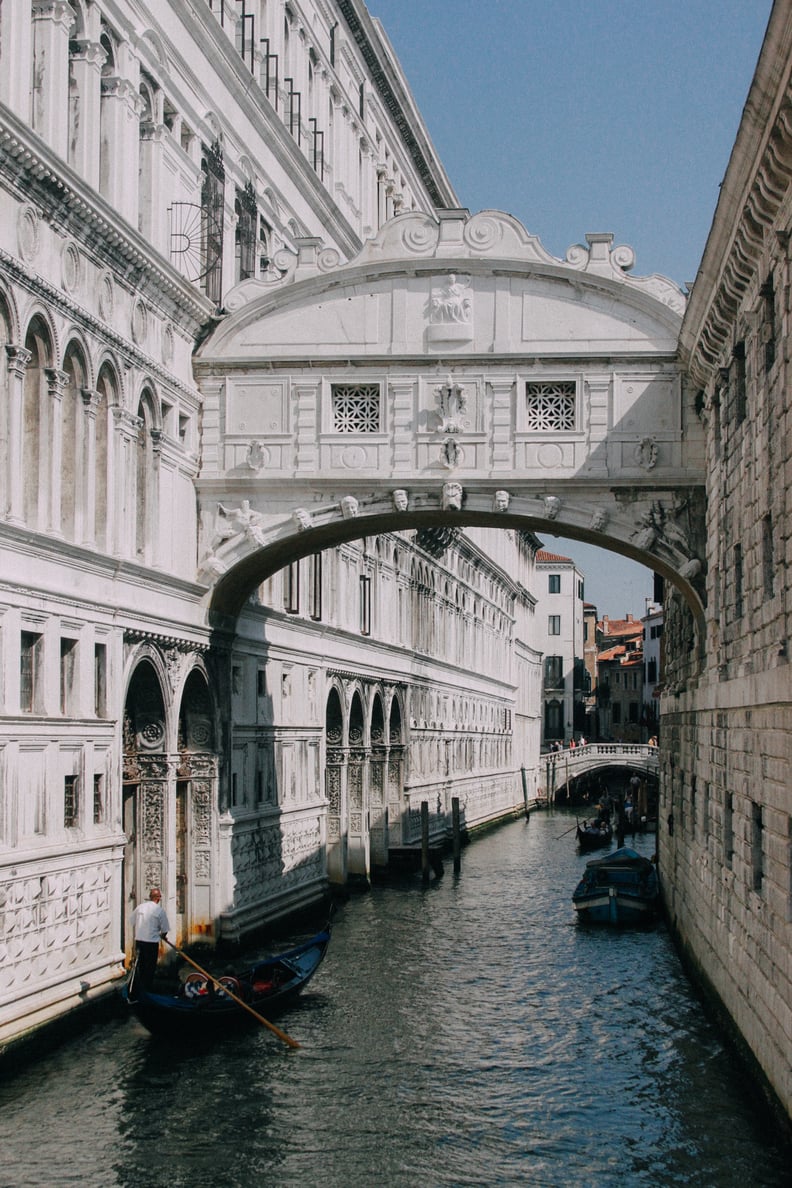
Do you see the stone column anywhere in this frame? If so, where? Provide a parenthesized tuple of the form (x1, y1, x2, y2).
(325, 744, 347, 883)
(3, 346, 31, 525)
(138, 120, 167, 253)
(43, 367, 67, 535)
(100, 76, 141, 226)
(79, 388, 100, 548)
(112, 407, 142, 559)
(0, 0, 34, 119)
(31, 0, 73, 157)
(346, 743, 369, 881)
(68, 39, 105, 186)
(369, 744, 388, 866)
(294, 381, 319, 473)
(387, 744, 404, 846)
(490, 379, 515, 471)
(148, 427, 163, 568)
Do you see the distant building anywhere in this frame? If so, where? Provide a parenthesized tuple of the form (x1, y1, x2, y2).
(534, 550, 586, 746)
(594, 614, 645, 740)
(641, 604, 664, 739)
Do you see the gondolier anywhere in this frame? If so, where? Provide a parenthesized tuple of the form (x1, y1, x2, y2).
(132, 888, 170, 991)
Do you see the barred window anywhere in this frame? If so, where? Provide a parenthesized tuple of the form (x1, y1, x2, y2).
(526, 381, 576, 431)
(64, 775, 79, 829)
(331, 384, 381, 433)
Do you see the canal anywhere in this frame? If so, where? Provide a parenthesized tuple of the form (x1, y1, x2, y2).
(1, 810, 790, 1187)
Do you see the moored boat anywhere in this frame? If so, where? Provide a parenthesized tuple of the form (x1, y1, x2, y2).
(572, 847, 659, 925)
(124, 928, 330, 1039)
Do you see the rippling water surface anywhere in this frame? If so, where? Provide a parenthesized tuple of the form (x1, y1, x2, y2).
(1, 810, 790, 1187)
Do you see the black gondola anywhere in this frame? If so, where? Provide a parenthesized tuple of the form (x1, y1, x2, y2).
(123, 928, 330, 1040)
(576, 818, 613, 852)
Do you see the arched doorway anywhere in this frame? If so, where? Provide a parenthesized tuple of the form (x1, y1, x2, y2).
(369, 693, 387, 868)
(325, 685, 345, 883)
(175, 668, 218, 943)
(121, 658, 167, 959)
(347, 689, 367, 883)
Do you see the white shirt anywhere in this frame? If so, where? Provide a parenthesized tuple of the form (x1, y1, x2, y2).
(133, 899, 170, 943)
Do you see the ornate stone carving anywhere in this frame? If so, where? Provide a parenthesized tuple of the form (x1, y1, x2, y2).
(213, 500, 266, 547)
(340, 495, 359, 519)
(590, 506, 610, 531)
(543, 495, 561, 520)
(634, 436, 659, 470)
(430, 275, 472, 324)
(442, 481, 463, 510)
(392, 489, 409, 511)
(493, 490, 510, 512)
(293, 507, 312, 531)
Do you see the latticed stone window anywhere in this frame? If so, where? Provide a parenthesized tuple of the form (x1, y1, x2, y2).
(331, 384, 381, 432)
(526, 381, 576, 431)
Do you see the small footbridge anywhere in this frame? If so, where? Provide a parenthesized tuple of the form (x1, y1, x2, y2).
(544, 743, 659, 799)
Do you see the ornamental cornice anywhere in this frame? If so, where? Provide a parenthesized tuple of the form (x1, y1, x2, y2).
(0, 248, 199, 403)
(124, 628, 209, 654)
(337, 0, 457, 209)
(680, 30, 792, 387)
(0, 108, 212, 330)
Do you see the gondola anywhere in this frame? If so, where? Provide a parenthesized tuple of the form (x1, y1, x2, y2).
(123, 928, 331, 1039)
(572, 847, 659, 925)
(576, 818, 613, 852)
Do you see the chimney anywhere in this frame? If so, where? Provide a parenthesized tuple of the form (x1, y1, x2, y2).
(626, 614, 633, 622)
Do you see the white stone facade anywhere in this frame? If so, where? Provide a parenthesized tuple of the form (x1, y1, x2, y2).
(0, 0, 551, 1051)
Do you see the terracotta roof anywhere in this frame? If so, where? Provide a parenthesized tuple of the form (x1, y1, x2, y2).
(536, 549, 573, 563)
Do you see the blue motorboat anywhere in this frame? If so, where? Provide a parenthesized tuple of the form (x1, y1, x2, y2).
(572, 847, 659, 925)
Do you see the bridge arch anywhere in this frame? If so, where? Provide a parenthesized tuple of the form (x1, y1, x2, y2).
(195, 208, 706, 654)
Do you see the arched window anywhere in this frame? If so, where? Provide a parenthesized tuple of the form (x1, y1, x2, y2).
(135, 390, 156, 561)
(95, 362, 118, 551)
(22, 317, 52, 530)
(61, 342, 88, 540)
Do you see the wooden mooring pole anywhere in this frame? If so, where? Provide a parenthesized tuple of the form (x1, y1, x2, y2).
(421, 800, 430, 883)
(452, 796, 461, 874)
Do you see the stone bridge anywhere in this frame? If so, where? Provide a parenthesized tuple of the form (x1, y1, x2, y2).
(543, 743, 660, 799)
(194, 209, 707, 641)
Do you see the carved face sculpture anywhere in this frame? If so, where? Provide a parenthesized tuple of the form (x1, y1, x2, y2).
(293, 508, 311, 530)
(590, 508, 609, 532)
(494, 490, 510, 512)
(392, 489, 409, 512)
(341, 495, 359, 519)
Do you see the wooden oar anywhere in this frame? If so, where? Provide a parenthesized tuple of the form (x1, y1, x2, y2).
(555, 821, 579, 840)
(162, 937, 300, 1049)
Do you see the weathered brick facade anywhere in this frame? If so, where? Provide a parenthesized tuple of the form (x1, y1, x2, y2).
(672, 0, 792, 1120)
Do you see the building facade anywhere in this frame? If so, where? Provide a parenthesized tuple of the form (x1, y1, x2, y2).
(672, 0, 792, 1120)
(534, 549, 585, 746)
(0, 0, 538, 1049)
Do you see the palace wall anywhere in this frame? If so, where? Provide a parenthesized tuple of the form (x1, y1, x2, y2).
(671, 0, 792, 1119)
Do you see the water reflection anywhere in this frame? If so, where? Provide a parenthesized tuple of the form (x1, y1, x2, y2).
(0, 811, 789, 1187)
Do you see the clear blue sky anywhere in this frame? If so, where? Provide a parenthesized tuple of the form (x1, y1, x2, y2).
(371, 0, 771, 615)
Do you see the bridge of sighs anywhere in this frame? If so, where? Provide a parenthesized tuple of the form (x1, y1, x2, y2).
(194, 208, 706, 645)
